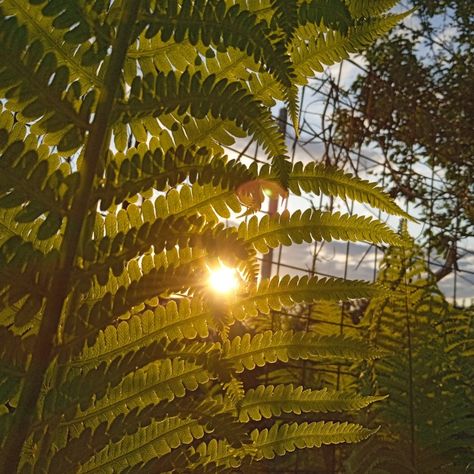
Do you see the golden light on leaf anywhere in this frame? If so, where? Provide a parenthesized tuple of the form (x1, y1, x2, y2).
(208, 264, 239, 294)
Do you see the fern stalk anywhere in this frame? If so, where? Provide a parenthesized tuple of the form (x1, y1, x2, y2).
(0, 3, 142, 470)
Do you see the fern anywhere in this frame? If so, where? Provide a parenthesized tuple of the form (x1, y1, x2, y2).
(271, 0, 299, 42)
(299, 0, 353, 34)
(234, 275, 383, 319)
(347, 0, 400, 18)
(253, 421, 376, 460)
(238, 385, 387, 422)
(285, 161, 412, 219)
(346, 231, 474, 474)
(239, 209, 404, 253)
(97, 145, 253, 209)
(0, 1, 410, 472)
(223, 330, 385, 373)
(291, 12, 411, 81)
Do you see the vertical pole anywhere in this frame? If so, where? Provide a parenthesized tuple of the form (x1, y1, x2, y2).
(261, 107, 287, 279)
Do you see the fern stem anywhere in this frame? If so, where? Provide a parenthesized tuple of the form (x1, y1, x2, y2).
(0, 3, 142, 470)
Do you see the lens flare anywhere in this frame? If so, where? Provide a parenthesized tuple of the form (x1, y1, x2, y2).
(208, 264, 239, 294)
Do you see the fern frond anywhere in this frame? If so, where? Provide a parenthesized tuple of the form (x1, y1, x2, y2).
(78, 416, 205, 473)
(344, 437, 405, 474)
(0, 115, 77, 237)
(97, 145, 253, 210)
(0, 137, 61, 211)
(142, 0, 295, 92)
(191, 438, 255, 471)
(233, 275, 383, 318)
(74, 264, 204, 332)
(239, 209, 403, 253)
(352, 237, 474, 473)
(252, 421, 377, 460)
(63, 259, 207, 346)
(1, 0, 102, 87)
(117, 71, 287, 158)
(291, 12, 411, 81)
(75, 213, 250, 290)
(0, 14, 90, 152)
(298, 0, 353, 34)
(238, 385, 387, 422)
(51, 358, 210, 430)
(0, 2, 408, 470)
(223, 331, 384, 373)
(17, 0, 118, 66)
(117, 397, 249, 474)
(191, 420, 379, 470)
(71, 299, 210, 369)
(271, 0, 299, 42)
(0, 235, 61, 325)
(154, 183, 242, 222)
(347, 0, 400, 18)
(285, 161, 412, 219)
(223, 376, 245, 405)
(62, 240, 254, 355)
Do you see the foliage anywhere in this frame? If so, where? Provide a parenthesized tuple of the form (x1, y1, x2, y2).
(0, 1, 408, 471)
(334, 0, 474, 269)
(242, 296, 380, 473)
(345, 226, 474, 473)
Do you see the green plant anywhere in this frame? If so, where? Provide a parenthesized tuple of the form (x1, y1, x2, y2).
(346, 226, 474, 473)
(0, 1, 409, 471)
(241, 297, 376, 473)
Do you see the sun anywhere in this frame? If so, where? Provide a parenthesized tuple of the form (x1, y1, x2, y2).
(207, 264, 239, 295)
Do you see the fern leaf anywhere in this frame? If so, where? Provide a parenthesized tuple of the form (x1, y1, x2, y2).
(68, 260, 208, 339)
(233, 275, 383, 319)
(21, 0, 121, 69)
(0, 141, 62, 219)
(0, 120, 76, 234)
(239, 385, 387, 422)
(0, 2, 408, 470)
(252, 421, 377, 460)
(75, 213, 250, 290)
(2, 0, 102, 87)
(239, 209, 404, 253)
(285, 161, 412, 219)
(52, 358, 210, 429)
(117, 70, 287, 158)
(134, 182, 244, 227)
(345, 437, 404, 474)
(0, 236, 60, 325)
(191, 438, 256, 471)
(223, 376, 245, 406)
(143, 0, 295, 92)
(290, 12, 411, 82)
(0, 14, 90, 152)
(118, 398, 249, 474)
(97, 145, 253, 210)
(223, 331, 385, 373)
(347, 0, 400, 18)
(71, 299, 210, 369)
(78, 416, 205, 473)
(299, 0, 353, 34)
(271, 0, 299, 42)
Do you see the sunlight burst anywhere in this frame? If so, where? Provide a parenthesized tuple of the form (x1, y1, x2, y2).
(208, 264, 239, 294)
